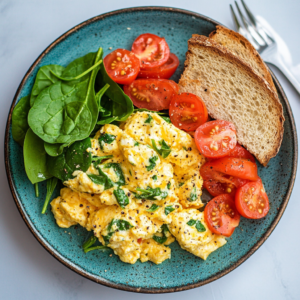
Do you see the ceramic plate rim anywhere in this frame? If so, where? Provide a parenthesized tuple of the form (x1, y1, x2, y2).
(4, 6, 298, 294)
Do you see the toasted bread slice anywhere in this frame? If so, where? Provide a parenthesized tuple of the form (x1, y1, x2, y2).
(209, 26, 276, 93)
(178, 35, 284, 166)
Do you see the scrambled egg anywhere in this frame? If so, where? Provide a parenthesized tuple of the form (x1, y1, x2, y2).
(51, 112, 226, 264)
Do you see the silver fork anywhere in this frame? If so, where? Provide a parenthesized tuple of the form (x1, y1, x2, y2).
(231, 0, 300, 95)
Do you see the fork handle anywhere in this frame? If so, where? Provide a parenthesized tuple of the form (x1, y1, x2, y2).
(264, 52, 300, 95)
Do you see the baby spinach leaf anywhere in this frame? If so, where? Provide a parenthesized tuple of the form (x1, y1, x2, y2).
(82, 236, 108, 253)
(98, 133, 116, 150)
(161, 116, 171, 123)
(152, 175, 157, 180)
(179, 182, 185, 187)
(44, 142, 68, 157)
(153, 224, 169, 244)
(134, 108, 169, 116)
(167, 182, 171, 189)
(147, 203, 159, 212)
(88, 170, 114, 190)
(187, 219, 206, 232)
(97, 63, 133, 122)
(134, 141, 139, 146)
(104, 163, 125, 186)
(135, 187, 168, 200)
(95, 84, 110, 109)
(47, 138, 92, 182)
(41, 177, 58, 214)
(146, 156, 158, 171)
(113, 187, 129, 208)
(151, 139, 171, 158)
(28, 48, 102, 145)
(30, 65, 65, 106)
(144, 114, 153, 124)
(103, 218, 133, 245)
(35, 183, 39, 197)
(12, 95, 31, 146)
(23, 129, 52, 184)
(92, 155, 113, 164)
(164, 205, 175, 216)
(190, 187, 197, 202)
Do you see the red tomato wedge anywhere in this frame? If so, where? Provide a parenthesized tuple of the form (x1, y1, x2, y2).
(138, 53, 179, 79)
(204, 194, 240, 237)
(103, 49, 140, 85)
(195, 120, 237, 158)
(200, 157, 259, 182)
(169, 93, 208, 131)
(123, 79, 177, 111)
(227, 144, 255, 162)
(204, 180, 237, 197)
(235, 179, 270, 219)
(158, 79, 179, 94)
(132, 33, 170, 69)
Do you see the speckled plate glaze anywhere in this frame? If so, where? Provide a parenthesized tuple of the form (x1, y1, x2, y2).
(5, 7, 298, 293)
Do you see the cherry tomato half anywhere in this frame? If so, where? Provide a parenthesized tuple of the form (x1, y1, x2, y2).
(138, 53, 179, 79)
(169, 93, 208, 131)
(200, 157, 259, 182)
(132, 33, 170, 69)
(227, 144, 255, 163)
(103, 49, 140, 85)
(204, 179, 237, 198)
(195, 120, 237, 158)
(204, 194, 240, 237)
(235, 179, 269, 219)
(123, 79, 177, 111)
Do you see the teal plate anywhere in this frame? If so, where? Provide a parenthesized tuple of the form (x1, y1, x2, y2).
(4, 7, 298, 293)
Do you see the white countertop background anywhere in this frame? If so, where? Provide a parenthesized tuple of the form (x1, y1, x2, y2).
(1, 0, 300, 299)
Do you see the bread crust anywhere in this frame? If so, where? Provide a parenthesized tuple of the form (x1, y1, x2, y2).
(209, 26, 277, 93)
(179, 34, 284, 166)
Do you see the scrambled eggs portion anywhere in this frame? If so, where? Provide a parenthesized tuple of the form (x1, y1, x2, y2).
(51, 112, 226, 264)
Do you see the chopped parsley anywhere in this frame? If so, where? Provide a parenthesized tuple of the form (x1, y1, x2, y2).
(152, 175, 157, 180)
(151, 139, 171, 159)
(146, 203, 160, 212)
(113, 187, 129, 209)
(190, 187, 198, 202)
(187, 219, 206, 232)
(164, 205, 175, 215)
(134, 186, 168, 200)
(98, 133, 116, 150)
(146, 156, 158, 171)
(144, 114, 153, 124)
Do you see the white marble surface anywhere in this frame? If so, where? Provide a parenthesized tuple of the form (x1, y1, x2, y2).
(1, 0, 300, 299)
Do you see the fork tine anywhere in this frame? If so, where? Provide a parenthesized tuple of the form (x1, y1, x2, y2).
(235, 1, 265, 46)
(230, 4, 242, 31)
(241, 0, 274, 44)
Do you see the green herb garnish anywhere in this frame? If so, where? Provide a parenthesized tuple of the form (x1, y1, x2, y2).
(151, 139, 171, 159)
(147, 203, 160, 212)
(187, 219, 206, 232)
(113, 187, 130, 209)
(190, 187, 198, 202)
(99, 133, 116, 150)
(92, 155, 113, 164)
(152, 175, 157, 180)
(161, 116, 171, 123)
(153, 224, 169, 244)
(164, 205, 175, 216)
(102, 219, 133, 245)
(146, 156, 158, 171)
(82, 236, 108, 253)
(134, 141, 139, 146)
(167, 182, 171, 189)
(135, 186, 168, 200)
(144, 114, 153, 124)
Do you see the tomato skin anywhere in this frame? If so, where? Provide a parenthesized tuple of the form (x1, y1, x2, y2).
(169, 93, 208, 131)
(132, 33, 170, 69)
(195, 120, 237, 158)
(103, 49, 140, 85)
(235, 179, 269, 219)
(123, 79, 176, 111)
(204, 194, 240, 237)
(201, 157, 259, 182)
(138, 53, 179, 79)
(228, 144, 255, 162)
(204, 179, 237, 197)
(158, 79, 179, 94)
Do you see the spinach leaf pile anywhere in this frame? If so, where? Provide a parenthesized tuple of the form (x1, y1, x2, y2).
(11, 46, 134, 214)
